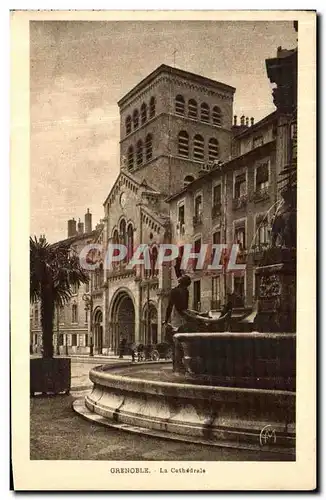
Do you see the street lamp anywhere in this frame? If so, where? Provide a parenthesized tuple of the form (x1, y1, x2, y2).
(83, 292, 94, 357)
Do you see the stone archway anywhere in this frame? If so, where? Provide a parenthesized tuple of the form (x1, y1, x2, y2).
(109, 290, 135, 354)
(93, 308, 103, 354)
(142, 302, 158, 345)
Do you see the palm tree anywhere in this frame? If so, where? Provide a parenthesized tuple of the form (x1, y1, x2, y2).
(30, 235, 89, 359)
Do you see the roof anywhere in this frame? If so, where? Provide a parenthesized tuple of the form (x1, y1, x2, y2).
(165, 140, 276, 203)
(103, 168, 159, 206)
(118, 64, 236, 108)
(141, 204, 170, 227)
(51, 228, 101, 249)
(234, 111, 277, 139)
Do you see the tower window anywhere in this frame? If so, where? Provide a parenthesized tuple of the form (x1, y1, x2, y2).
(149, 97, 156, 118)
(208, 138, 219, 162)
(212, 106, 222, 126)
(125, 115, 131, 135)
(188, 99, 198, 119)
(141, 103, 147, 125)
(193, 134, 204, 161)
(136, 140, 143, 166)
(175, 95, 185, 115)
(178, 131, 189, 157)
(127, 146, 134, 170)
(133, 109, 139, 130)
(201, 103, 210, 122)
(145, 134, 153, 161)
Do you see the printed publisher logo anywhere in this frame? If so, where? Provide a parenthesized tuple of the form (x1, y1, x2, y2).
(259, 425, 277, 446)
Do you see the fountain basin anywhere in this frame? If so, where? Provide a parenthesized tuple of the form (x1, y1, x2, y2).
(174, 331, 296, 391)
(74, 359, 295, 455)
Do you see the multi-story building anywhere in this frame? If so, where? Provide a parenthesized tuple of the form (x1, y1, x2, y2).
(30, 210, 103, 355)
(166, 111, 279, 315)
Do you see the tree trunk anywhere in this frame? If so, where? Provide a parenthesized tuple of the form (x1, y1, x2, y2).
(41, 283, 55, 359)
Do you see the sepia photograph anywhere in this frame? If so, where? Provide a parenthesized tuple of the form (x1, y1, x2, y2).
(11, 10, 316, 491)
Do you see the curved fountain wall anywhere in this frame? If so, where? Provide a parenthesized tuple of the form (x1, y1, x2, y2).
(76, 330, 296, 454)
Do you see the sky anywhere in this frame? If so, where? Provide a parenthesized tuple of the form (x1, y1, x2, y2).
(30, 20, 297, 243)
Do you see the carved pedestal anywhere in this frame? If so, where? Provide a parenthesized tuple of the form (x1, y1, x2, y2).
(254, 249, 296, 333)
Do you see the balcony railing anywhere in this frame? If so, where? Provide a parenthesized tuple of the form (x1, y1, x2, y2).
(193, 213, 203, 227)
(252, 243, 270, 261)
(176, 222, 185, 235)
(211, 203, 222, 218)
(144, 269, 159, 279)
(232, 194, 248, 210)
(253, 187, 270, 203)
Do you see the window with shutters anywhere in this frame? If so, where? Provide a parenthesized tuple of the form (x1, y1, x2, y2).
(178, 131, 189, 157)
(125, 115, 131, 135)
(255, 214, 270, 247)
(133, 109, 139, 130)
(208, 138, 219, 161)
(234, 172, 247, 198)
(127, 146, 134, 170)
(193, 238, 201, 270)
(234, 221, 246, 251)
(233, 275, 245, 307)
(141, 103, 147, 125)
(136, 140, 143, 166)
(255, 162, 269, 192)
(178, 204, 185, 226)
(145, 134, 153, 161)
(175, 95, 185, 115)
(188, 99, 198, 119)
(149, 96, 156, 118)
(193, 280, 201, 310)
(200, 103, 210, 122)
(252, 136, 263, 149)
(212, 106, 222, 126)
(72, 334, 77, 347)
(184, 175, 195, 187)
(211, 276, 221, 310)
(193, 134, 204, 161)
(72, 304, 78, 323)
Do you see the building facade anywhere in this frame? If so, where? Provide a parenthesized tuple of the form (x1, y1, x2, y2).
(31, 45, 297, 354)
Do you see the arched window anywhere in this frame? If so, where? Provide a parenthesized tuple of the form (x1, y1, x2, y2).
(150, 246, 158, 277)
(145, 134, 153, 161)
(127, 145, 134, 170)
(149, 97, 156, 118)
(175, 95, 185, 115)
(133, 109, 139, 130)
(184, 175, 195, 187)
(136, 140, 143, 166)
(125, 115, 131, 135)
(208, 138, 219, 162)
(193, 134, 204, 161)
(178, 131, 189, 157)
(127, 223, 134, 262)
(119, 219, 126, 245)
(201, 102, 210, 122)
(188, 99, 198, 119)
(212, 106, 222, 126)
(141, 103, 147, 125)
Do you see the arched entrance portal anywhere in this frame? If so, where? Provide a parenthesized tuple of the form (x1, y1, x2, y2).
(93, 308, 103, 354)
(142, 303, 158, 345)
(110, 291, 135, 354)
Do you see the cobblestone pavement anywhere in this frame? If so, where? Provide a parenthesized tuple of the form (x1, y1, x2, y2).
(30, 394, 294, 461)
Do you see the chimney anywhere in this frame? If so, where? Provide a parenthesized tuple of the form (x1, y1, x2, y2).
(77, 218, 84, 235)
(240, 115, 245, 126)
(250, 117, 254, 126)
(245, 117, 249, 127)
(85, 208, 92, 233)
(68, 218, 77, 238)
(233, 115, 237, 126)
